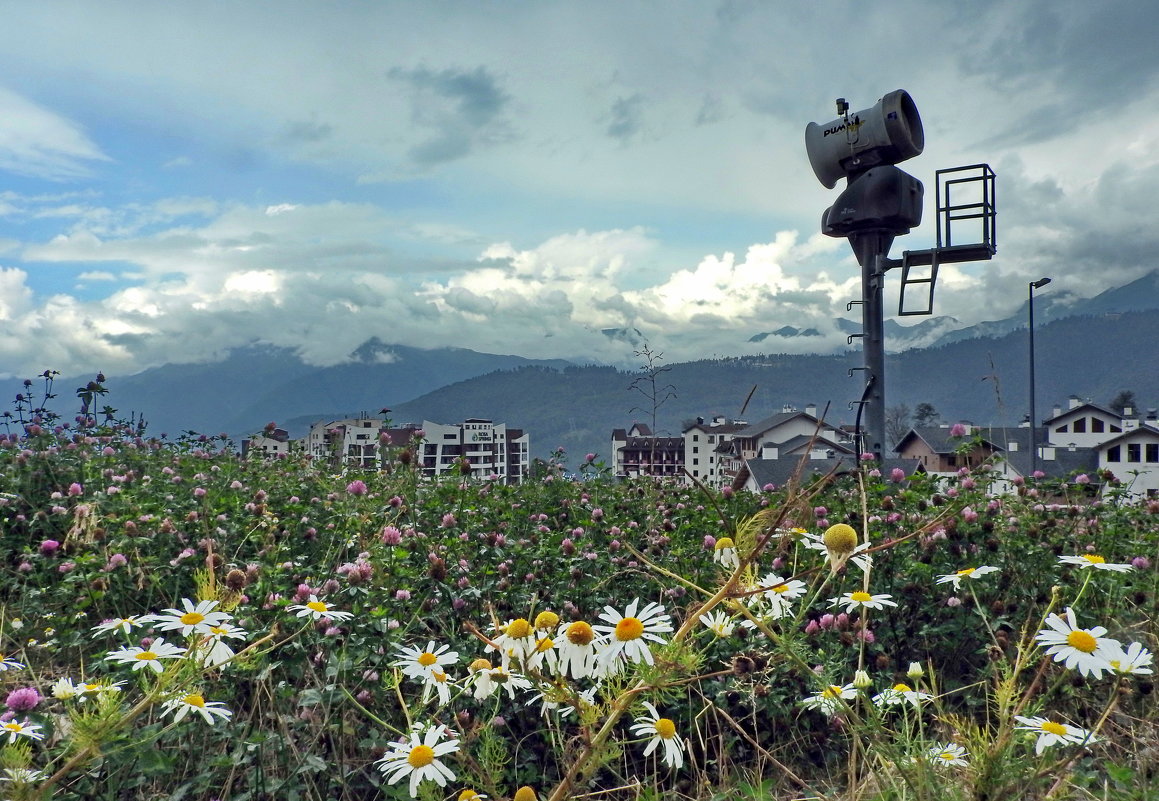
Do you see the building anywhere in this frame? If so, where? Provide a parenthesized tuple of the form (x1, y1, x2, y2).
(305, 417, 386, 468)
(611, 423, 684, 478)
(417, 418, 530, 484)
(895, 396, 1159, 499)
(717, 405, 851, 487)
(241, 427, 292, 460)
(682, 416, 749, 486)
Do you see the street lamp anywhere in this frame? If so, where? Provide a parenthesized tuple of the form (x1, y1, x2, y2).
(1028, 277, 1052, 476)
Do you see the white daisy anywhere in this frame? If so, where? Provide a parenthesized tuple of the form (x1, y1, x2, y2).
(524, 634, 558, 674)
(420, 669, 454, 706)
(484, 618, 537, 667)
(1058, 554, 1133, 572)
(801, 683, 858, 716)
(713, 537, 739, 570)
(555, 620, 600, 680)
(1103, 641, 1154, 675)
(1014, 715, 1095, 755)
(162, 692, 233, 724)
(91, 615, 153, 637)
(759, 574, 808, 618)
(935, 565, 999, 590)
(105, 638, 187, 673)
(376, 723, 460, 798)
(149, 598, 232, 637)
(0, 653, 25, 671)
(926, 742, 968, 767)
(287, 595, 354, 621)
(191, 622, 248, 667)
(2, 767, 44, 783)
(829, 591, 898, 613)
(466, 660, 532, 701)
(1034, 607, 1120, 678)
(629, 701, 685, 769)
(593, 599, 673, 671)
(872, 682, 932, 708)
(0, 719, 43, 743)
(393, 641, 459, 682)
(803, 530, 872, 574)
(699, 610, 736, 638)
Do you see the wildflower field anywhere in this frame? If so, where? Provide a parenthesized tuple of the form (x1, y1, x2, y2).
(0, 376, 1156, 801)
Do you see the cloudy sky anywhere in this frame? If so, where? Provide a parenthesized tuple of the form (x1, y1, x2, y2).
(0, 1, 1155, 378)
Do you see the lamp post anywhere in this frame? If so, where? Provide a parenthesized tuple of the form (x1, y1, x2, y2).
(1028, 277, 1052, 476)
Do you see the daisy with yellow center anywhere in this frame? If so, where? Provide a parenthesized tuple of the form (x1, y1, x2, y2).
(713, 537, 739, 570)
(699, 609, 736, 638)
(1014, 715, 1095, 754)
(925, 743, 968, 767)
(759, 573, 808, 619)
(393, 641, 459, 682)
(376, 723, 460, 798)
(421, 669, 454, 706)
(1058, 554, 1133, 572)
(629, 701, 685, 769)
(935, 565, 999, 590)
(192, 622, 249, 667)
(162, 691, 233, 724)
(555, 620, 599, 679)
(105, 638, 187, 673)
(533, 611, 559, 630)
(1103, 641, 1154, 675)
(0, 719, 42, 743)
(829, 590, 897, 613)
(872, 682, 932, 708)
(287, 594, 354, 621)
(91, 615, 152, 638)
(468, 661, 532, 700)
(0, 654, 25, 671)
(525, 635, 558, 673)
(593, 599, 673, 672)
(151, 598, 232, 637)
(458, 790, 487, 801)
(485, 618, 538, 667)
(803, 527, 872, 574)
(1034, 607, 1120, 678)
(801, 683, 858, 716)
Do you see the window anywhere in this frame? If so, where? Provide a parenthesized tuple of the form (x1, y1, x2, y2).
(1148, 443, 1159, 463)
(692, 434, 700, 442)
(693, 446, 699, 454)
(1107, 445, 1120, 462)
(1055, 424, 1069, 433)
(1111, 424, 1122, 433)
(1128, 443, 1142, 463)
(692, 458, 699, 465)
(1092, 419, 1105, 433)
(1073, 418, 1087, 433)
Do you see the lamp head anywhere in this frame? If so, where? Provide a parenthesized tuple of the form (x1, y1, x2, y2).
(805, 90, 924, 189)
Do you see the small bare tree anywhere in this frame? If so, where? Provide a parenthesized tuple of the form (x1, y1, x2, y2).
(628, 344, 677, 474)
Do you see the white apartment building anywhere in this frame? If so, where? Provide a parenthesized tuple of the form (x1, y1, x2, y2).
(418, 418, 530, 484)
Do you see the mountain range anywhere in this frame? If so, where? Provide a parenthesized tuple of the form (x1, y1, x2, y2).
(5, 271, 1159, 462)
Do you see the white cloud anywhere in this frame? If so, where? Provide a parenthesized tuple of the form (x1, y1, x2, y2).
(0, 86, 109, 180)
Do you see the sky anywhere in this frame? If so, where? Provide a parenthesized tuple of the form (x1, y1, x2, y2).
(1, 1, 1157, 378)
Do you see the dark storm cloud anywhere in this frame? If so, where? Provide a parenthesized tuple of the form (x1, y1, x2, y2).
(389, 65, 512, 167)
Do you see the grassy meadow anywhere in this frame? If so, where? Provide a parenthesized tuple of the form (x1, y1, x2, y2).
(0, 375, 1155, 801)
